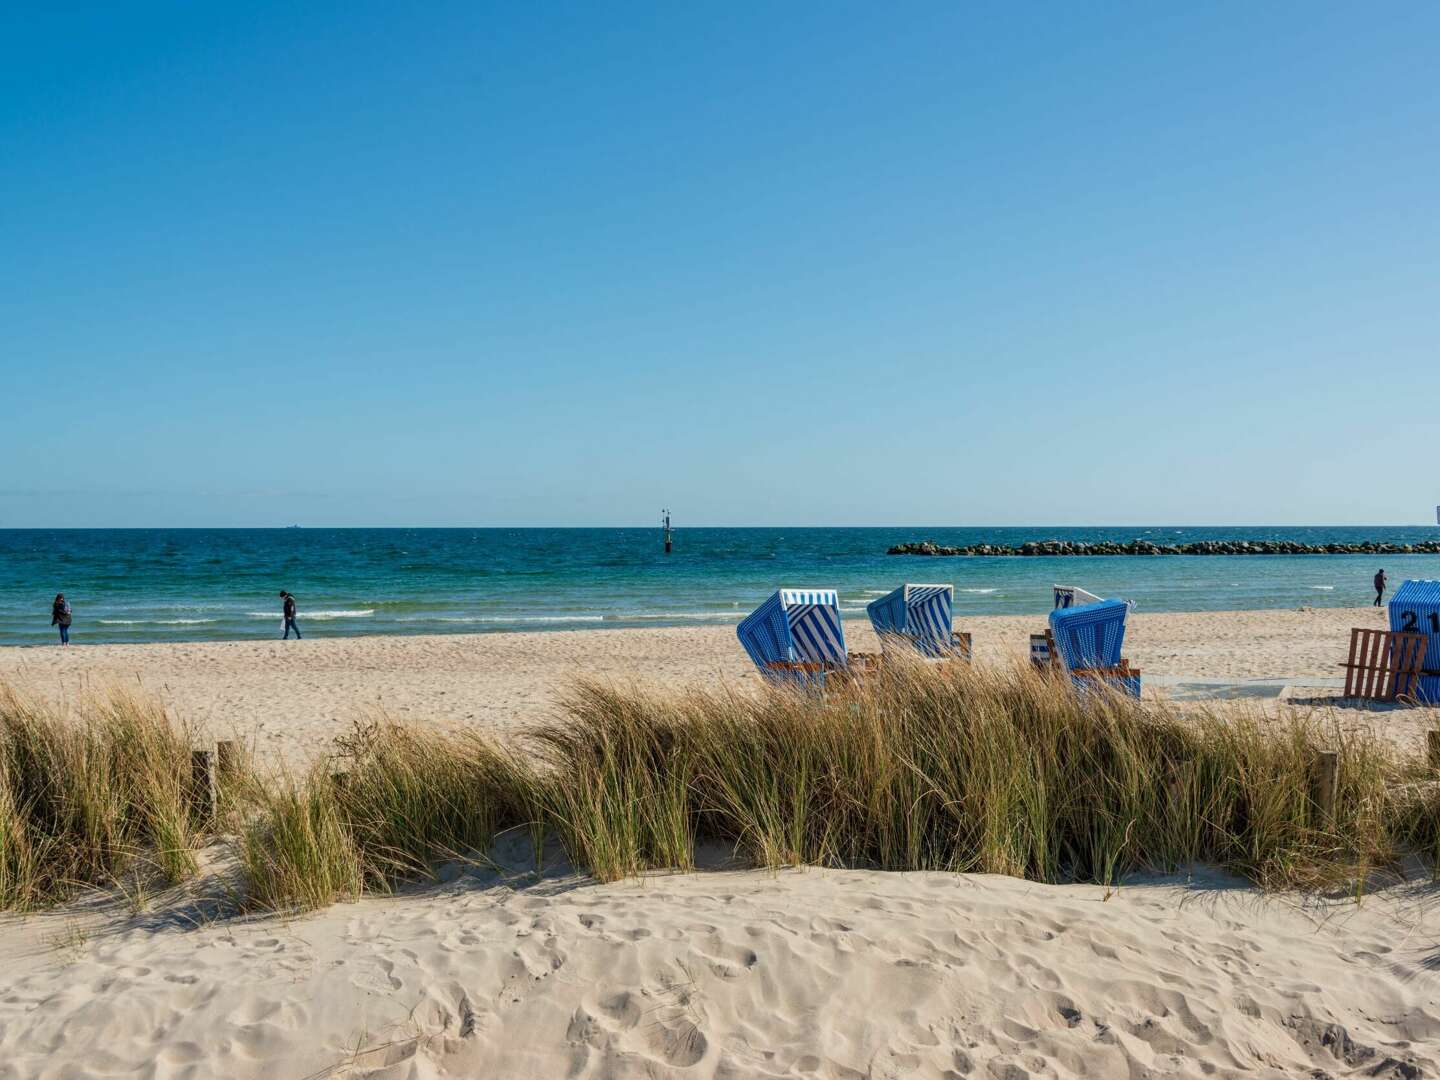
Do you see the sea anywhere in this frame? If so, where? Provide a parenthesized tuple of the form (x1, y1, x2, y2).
(1, 527, 1437, 646)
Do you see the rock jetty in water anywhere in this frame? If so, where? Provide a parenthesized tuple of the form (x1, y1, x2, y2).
(887, 539, 1440, 557)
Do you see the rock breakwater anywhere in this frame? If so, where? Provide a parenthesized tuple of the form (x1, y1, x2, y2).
(887, 539, 1440, 557)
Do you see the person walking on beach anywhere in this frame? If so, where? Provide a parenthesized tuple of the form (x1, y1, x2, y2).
(51, 593, 72, 645)
(1374, 569, 1387, 607)
(280, 590, 301, 639)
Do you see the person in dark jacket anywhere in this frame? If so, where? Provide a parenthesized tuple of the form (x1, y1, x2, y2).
(282, 596, 305, 639)
(1374, 569, 1387, 607)
(280, 590, 301, 639)
(51, 594, 72, 645)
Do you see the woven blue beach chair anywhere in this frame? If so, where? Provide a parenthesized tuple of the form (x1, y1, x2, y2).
(866, 584, 971, 660)
(1388, 580, 1440, 703)
(737, 588, 851, 686)
(1047, 598, 1140, 697)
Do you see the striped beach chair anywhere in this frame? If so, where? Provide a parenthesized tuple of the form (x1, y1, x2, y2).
(1388, 580, 1440, 704)
(737, 588, 850, 686)
(866, 584, 972, 660)
(1053, 585, 1105, 610)
(1047, 598, 1140, 697)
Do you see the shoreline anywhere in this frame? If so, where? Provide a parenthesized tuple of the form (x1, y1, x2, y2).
(0, 595, 1409, 650)
(5, 606, 1436, 767)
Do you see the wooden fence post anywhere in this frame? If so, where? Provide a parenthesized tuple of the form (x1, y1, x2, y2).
(1427, 730, 1440, 771)
(1310, 751, 1339, 822)
(189, 749, 217, 824)
(216, 740, 239, 782)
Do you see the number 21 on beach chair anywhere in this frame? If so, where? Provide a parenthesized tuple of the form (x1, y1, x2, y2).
(1382, 580, 1440, 704)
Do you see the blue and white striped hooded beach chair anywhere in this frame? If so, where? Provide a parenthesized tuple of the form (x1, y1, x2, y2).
(1389, 580, 1440, 704)
(1047, 598, 1140, 697)
(866, 584, 971, 660)
(737, 588, 848, 685)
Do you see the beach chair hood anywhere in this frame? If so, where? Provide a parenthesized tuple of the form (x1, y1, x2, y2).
(737, 588, 847, 679)
(867, 584, 954, 657)
(1047, 598, 1128, 671)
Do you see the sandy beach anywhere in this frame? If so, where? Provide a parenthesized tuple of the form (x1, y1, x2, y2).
(1, 605, 1434, 767)
(3, 607, 1440, 1079)
(2, 856, 1436, 1079)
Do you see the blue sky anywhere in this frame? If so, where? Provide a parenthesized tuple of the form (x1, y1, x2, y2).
(3, 2, 1437, 527)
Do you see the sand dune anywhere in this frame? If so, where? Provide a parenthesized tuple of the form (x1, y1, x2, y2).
(1, 853, 1436, 1079)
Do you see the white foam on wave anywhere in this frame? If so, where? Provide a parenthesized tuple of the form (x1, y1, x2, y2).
(467, 615, 604, 624)
(1310, 586, 1335, 591)
(625, 612, 742, 621)
(246, 609, 375, 620)
(99, 618, 221, 627)
(394, 615, 605, 624)
(959, 588, 999, 594)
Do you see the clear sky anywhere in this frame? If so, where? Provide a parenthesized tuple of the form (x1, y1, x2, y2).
(3, 2, 1437, 527)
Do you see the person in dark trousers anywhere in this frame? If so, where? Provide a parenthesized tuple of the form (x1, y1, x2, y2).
(1374, 569, 1387, 607)
(280, 590, 301, 639)
(51, 593, 72, 645)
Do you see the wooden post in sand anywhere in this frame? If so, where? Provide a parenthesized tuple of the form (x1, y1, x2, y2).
(1427, 730, 1440, 771)
(189, 749, 217, 824)
(216, 740, 239, 782)
(1310, 751, 1339, 822)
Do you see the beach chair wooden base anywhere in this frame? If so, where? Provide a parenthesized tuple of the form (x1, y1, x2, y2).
(846, 652, 881, 677)
(1034, 630, 1139, 695)
(763, 657, 874, 686)
(1072, 661, 1141, 696)
(948, 631, 973, 663)
(1338, 628, 1428, 702)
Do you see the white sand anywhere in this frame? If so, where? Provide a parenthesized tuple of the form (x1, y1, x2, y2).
(1, 605, 1435, 766)
(3, 607, 1439, 1078)
(1, 856, 1436, 1079)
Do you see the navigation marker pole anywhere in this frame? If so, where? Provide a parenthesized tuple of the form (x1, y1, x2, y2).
(663, 508, 673, 554)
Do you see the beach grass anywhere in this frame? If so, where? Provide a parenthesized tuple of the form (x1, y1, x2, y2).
(0, 686, 206, 911)
(2, 663, 1437, 914)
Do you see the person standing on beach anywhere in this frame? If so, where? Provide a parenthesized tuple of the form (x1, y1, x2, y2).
(280, 590, 301, 639)
(51, 593, 72, 645)
(1373, 569, 1387, 607)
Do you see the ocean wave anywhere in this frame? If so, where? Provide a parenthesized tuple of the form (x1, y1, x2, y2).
(101, 617, 221, 626)
(393, 615, 605, 624)
(623, 612, 743, 621)
(959, 588, 998, 594)
(245, 609, 375, 620)
(1309, 585, 1335, 591)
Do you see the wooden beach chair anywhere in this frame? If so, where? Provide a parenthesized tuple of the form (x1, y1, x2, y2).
(1338, 628, 1428, 702)
(739, 588, 866, 688)
(1045, 600, 1141, 697)
(867, 584, 972, 663)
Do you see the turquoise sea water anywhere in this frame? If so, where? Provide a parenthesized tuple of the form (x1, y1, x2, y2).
(2, 527, 1437, 646)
